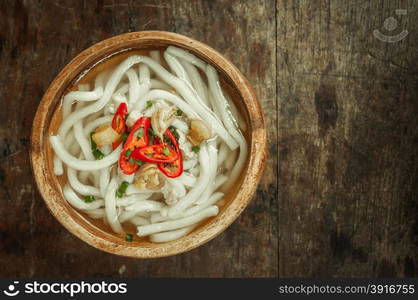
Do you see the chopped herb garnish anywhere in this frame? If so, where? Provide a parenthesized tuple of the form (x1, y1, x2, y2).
(125, 149, 132, 157)
(136, 128, 144, 138)
(146, 100, 153, 108)
(162, 147, 170, 156)
(191, 145, 200, 153)
(116, 181, 129, 198)
(176, 109, 183, 116)
(93, 149, 104, 160)
(90, 132, 97, 150)
(133, 159, 145, 166)
(125, 233, 133, 242)
(168, 126, 180, 140)
(149, 128, 157, 137)
(83, 195, 95, 203)
(122, 132, 129, 143)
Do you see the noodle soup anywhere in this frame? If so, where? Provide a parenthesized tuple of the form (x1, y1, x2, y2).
(48, 46, 249, 243)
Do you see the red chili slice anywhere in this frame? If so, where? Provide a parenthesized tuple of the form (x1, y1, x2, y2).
(119, 117, 150, 174)
(157, 128, 183, 178)
(111, 103, 128, 149)
(158, 155, 183, 178)
(124, 117, 150, 150)
(131, 144, 178, 163)
(119, 148, 138, 175)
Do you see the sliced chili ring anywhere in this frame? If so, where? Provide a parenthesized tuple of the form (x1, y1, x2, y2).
(131, 144, 178, 163)
(158, 154, 183, 178)
(119, 148, 138, 175)
(157, 128, 183, 178)
(123, 117, 150, 151)
(111, 103, 128, 149)
(119, 117, 150, 174)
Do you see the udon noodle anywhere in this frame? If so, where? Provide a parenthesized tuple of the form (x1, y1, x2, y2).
(50, 46, 248, 243)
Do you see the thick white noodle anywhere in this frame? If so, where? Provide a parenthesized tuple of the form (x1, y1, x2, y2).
(63, 184, 104, 210)
(99, 167, 110, 197)
(167, 178, 186, 198)
(83, 115, 113, 137)
(225, 92, 247, 132)
(185, 192, 224, 217)
(118, 211, 137, 223)
(54, 84, 96, 175)
(125, 185, 158, 195)
(125, 80, 152, 127)
(224, 148, 238, 171)
(78, 170, 90, 184)
(191, 139, 218, 205)
(87, 208, 105, 219)
(177, 172, 196, 187)
(117, 167, 135, 184)
(149, 50, 161, 65)
(111, 83, 128, 104)
(64, 130, 80, 156)
(164, 52, 191, 84)
(126, 68, 140, 108)
(181, 59, 210, 107)
(64, 129, 75, 148)
(150, 78, 172, 90)
(137, 206, 219, 237)
(129, 216, 150, 226)
(166, 47, 244, 148)
(166, 46, 207, 70)
(150, 225, 197, 243)
(139, 64, 150, 84)
(104, 178, 123, 233)
(92, 171, 100, 188)
(125, 200, 164, 214)
(58, 56, 141, 140)
(74, 117, 94, 161)
(171, 119, 189, 134)
(53, 155, 64, 175)
(208, 92, 223, 123)
(116, 193, 153, 206)
(50, 136, 122, 171)
(67, 167, 101, 197)
(151, 190, 223, 223)
(166, 144, 211, 218)
(217, 142, 230, 168)
(73, 115, 100, 184)
(206, 65, 248, 192)
(133, 55, 238, 150)
(137, 89, 199, 119)
(183, 158, 197, 170)
(100, 144, 112, 156)
(62, 71, 106, 119)
(150, 212, 165, 224)
(196, 175, 227, 205)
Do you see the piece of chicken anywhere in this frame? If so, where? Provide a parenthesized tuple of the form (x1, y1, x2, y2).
(133, 164, 166, 190)
(151, 103, 177, 139)
(187, 119, 213, 145)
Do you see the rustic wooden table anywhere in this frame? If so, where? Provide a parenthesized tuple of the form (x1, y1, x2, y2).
(0, 0, 416, 277)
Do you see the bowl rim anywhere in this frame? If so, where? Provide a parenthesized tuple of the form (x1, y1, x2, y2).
(30, 31, 266, 258)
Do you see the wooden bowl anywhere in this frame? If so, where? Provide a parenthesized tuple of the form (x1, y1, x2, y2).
(31, 31, 266, 258)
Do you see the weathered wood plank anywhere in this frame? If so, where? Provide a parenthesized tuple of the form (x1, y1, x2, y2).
(0, 0, 277, 277)
(2, 0, 416, 278)
(277, 0, 418, 277)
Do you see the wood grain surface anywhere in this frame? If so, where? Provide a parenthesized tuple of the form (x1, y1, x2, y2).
(0, 0, 416, 277)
